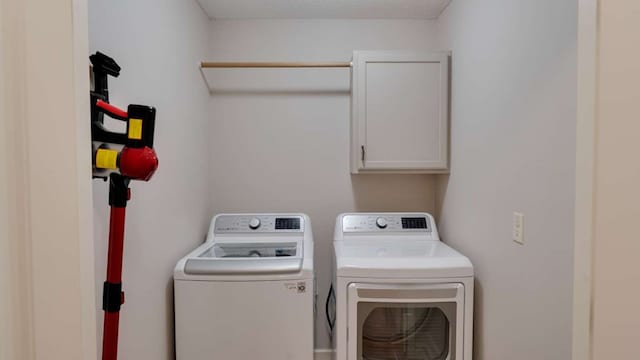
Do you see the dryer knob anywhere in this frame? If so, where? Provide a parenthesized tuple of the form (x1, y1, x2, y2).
(376, 217, 388, 229)
(249, 218, 261, 230)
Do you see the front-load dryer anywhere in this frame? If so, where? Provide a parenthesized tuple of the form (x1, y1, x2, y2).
(174, 213, 314, 360)
(332, 213, 473, 360)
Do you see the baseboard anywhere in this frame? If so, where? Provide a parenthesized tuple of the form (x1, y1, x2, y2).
(314, 348, 334, 360)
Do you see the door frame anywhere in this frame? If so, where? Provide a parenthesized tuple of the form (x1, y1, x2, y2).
(0, 0, 96, 359)
(573, 0, 598, 359)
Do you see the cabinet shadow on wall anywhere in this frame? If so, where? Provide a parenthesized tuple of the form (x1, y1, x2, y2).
(201, 67, 352, 97)
(208, 89, 351, 97)
(350, 174, 438, 213)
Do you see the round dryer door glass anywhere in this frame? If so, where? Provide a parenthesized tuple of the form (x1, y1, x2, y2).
(358, 302, 456, 360)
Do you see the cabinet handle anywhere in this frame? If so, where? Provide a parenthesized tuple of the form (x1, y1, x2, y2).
(361, 145, 365, 163)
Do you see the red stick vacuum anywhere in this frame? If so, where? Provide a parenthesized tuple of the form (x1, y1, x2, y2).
(90, 52, 159, 360)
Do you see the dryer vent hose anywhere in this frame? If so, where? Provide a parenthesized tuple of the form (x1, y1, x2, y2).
(326, 284, 336, 333)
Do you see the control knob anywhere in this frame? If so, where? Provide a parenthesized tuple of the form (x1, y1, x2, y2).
(249, 218, 261, 230)
(376, 217, 388, 229)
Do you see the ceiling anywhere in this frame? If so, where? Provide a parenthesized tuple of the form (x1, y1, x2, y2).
(196, 0, 452, 20)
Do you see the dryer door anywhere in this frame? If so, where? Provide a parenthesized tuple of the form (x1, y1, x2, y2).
(347, 283, 464, 360)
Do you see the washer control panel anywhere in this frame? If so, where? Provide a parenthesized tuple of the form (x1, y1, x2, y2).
(342, 214, 431, 233)
(215, 215, 304, 233)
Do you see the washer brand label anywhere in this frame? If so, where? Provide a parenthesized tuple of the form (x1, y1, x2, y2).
(284, 281, 307, 294)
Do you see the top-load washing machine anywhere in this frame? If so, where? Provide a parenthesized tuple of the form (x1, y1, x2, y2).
(332, 213, 473, 360)
(174, 213, 314, 360)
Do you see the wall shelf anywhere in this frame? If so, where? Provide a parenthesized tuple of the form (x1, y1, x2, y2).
(200, 61, 351, 69)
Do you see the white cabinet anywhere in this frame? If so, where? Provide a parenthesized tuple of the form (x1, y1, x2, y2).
(351, 51, 450, 173)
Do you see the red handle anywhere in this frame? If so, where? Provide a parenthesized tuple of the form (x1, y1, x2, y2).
(96, 99, 128, 120)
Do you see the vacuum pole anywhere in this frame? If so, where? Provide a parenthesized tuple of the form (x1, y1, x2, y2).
(102, 174, 130, 360)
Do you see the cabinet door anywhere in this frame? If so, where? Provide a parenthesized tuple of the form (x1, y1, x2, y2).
(351, 51, 449, 173)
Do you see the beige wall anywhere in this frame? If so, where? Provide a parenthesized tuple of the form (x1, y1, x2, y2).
(206, 19, 440, 349)
(436, 1, 578, 359)
(591, 0, 640, 357)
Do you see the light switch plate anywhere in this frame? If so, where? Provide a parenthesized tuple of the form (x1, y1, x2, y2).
(513, 212, 524, 244)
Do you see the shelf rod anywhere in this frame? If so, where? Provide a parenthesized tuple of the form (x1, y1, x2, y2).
(201, 61, 352, 68)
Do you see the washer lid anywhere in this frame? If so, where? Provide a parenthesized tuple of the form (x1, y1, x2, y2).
(184, 242, 303, 275)
(335, 240, 473, 278)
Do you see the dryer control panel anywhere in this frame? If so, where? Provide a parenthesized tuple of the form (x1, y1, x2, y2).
(342, 214, 432, 233)
(215, 215, 304, 233)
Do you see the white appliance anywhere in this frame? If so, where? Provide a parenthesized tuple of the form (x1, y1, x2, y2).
(332, 213, 473, 360)
(174, 213, 314, 360)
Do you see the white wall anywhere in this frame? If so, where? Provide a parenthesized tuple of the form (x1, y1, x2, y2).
(436, 1, 577, 359)
(206, 19, 440, 349)
(87, 4, 583, 357)
(591, 0, 640, 357)
(88, 1, 211, 359)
